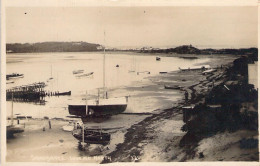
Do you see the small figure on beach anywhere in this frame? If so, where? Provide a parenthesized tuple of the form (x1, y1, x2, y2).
(76, 123, 81, 129)
(185, 91, 189, 101)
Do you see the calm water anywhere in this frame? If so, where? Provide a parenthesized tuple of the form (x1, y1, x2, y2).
(6, 52, 211, 118)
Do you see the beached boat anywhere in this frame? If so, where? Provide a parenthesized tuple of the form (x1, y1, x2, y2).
(202, 68, 217, 74)
(69, 97, 128, 117)
(73, 70, 84, 74)
(62, 122, 75, 132)
(164, 85, 182, 90)
(69, 32, 128, 118)
(6, 125, 24, 138)
(178, 65, 210, 71)
(6, 73, 24, 80)
(6, 93, 24, 138)
(72, 128, 111, 145)
(76, 72, 94, 77)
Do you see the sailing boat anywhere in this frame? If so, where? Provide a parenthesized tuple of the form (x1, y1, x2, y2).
(68, 32, 128, 118)
(128, 54, 136, 73)
(6, 93, 24, 138)
(47, 65, 53, 82)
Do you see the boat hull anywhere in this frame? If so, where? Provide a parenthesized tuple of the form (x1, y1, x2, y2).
(57, 91, 71, 96)
(68, 104, 127, 117)
(6, 126, 24, 138)
(164, 85, 182, 90)
(72, 129, 111, 145)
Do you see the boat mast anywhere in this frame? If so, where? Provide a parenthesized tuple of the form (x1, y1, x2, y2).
(103, 31, 106, 99)
(11, 92, 14, 126)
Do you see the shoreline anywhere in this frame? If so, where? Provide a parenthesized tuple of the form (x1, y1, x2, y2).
(102, 54, 258, 163)
(102, 63, 233, 162)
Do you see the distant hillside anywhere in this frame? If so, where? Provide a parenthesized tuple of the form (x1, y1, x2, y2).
(137, 45, 258, 56)
(6, 42, 102, 53)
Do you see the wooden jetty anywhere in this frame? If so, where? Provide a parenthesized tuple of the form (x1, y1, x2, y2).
(6, 82, 71, 102)
(6, 82, 46, 101)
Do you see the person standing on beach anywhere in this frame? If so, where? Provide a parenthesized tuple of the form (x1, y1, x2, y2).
(185, 91, 189, 101)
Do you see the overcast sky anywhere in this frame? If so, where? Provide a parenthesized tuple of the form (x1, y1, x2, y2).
(6, 7, 257, 48)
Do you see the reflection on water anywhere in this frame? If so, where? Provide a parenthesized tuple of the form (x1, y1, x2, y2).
(6, 52, 211, 118)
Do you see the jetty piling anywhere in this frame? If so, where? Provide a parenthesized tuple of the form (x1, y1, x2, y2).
(6, 82, 71, 103)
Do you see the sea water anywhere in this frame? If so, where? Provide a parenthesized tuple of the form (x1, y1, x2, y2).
(6, 52, 211, 118)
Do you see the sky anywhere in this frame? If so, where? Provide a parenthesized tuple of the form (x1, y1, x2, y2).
(6, 7, 258, 48)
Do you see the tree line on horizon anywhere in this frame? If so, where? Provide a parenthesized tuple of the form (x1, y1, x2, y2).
(6, 42, 101, 53)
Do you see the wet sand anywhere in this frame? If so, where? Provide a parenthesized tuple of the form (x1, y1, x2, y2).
(6, 114, 149, 163)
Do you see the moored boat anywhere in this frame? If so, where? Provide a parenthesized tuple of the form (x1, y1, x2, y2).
(164, 85, 182, 90)
(6, 73, 24, 80)
(69, 32, 128, 118)
(76, 72, 94, 77)
(159, 72, 167, 74)
(137, 71, 150, 75)
(73, 70, 84, 74)
(6, 80, 15, 84)
(56, 91, 71, 96)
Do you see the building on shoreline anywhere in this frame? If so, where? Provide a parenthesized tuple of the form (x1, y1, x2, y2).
(248, 61, 258, 89)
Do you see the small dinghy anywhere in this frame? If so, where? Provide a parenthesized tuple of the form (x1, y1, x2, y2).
(137, 71, 150, 75)
(202, 68, 217, 75)
(76, 72, 94, 77)
(73, 70, 84, 74)
(6, 80, 14, 84)
(159, 72, 167, 74)
(164, 85, 182, 90)
(6, 73, 24, 80)
(72, 128, 111, 145)
(62, 122, 75, 132)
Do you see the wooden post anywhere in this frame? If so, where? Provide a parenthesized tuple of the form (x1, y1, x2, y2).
(48, 120, 51, 129)
(82, 123, 84, 144)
